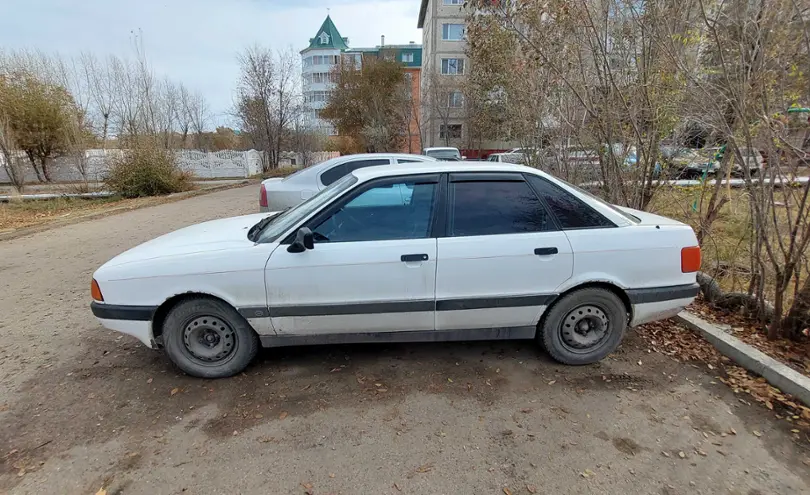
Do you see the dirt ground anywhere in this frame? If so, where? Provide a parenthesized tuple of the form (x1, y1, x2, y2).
(0, 185, 807, 495)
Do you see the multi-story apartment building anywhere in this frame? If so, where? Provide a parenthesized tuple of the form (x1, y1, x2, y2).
(301, 16, 423, 152)
(418, 0, 517, 157)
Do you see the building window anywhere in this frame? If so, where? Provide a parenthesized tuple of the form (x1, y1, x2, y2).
(441, 58, 465, 75)
(443, 0, 464, 4)
(402, 52, 414, 63)
(311, 72, 335, 84)
(319, 32, 330, 45)
(440, 124, 462, 139)
(448, 91, 464, 108)
(442, 24, 465, 41)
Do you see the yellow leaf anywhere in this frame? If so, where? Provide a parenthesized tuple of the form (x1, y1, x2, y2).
(279, 411, 288, 420)
(170, 387, 179, 396)
(95, 489, 107, 495)
(503, 488, 513, 495)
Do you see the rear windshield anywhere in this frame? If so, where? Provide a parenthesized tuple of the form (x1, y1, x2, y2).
(556, 178, 641, 224)
(425, 149, 461, 160)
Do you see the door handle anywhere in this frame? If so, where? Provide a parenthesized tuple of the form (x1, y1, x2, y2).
(534, 247, 558, 256)
(401, 253, 429, 262)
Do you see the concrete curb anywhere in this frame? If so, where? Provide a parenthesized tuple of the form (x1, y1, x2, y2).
(675, 311, 810, 406)
(0, 180, 255, 242)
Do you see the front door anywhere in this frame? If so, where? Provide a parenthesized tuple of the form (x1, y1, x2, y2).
(435, 173, 574, 331)
(265, 174, 440, 335)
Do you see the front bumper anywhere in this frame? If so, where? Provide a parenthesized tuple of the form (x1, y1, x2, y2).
(91, 302, 158, 348)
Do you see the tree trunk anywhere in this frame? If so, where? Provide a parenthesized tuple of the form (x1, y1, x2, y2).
(41, 157, 52, 182)
(782, 275, 810, 339)
(26, 153, 45, 183)
(767, 272, 786, 340)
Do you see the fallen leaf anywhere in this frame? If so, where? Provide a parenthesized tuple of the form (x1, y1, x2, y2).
(330, 367, 341, 372)
(146, 378, 153, 384)
(766, 402, 774, 410)
(329, 473, 335, 478)
(377, 388, 388, 393)
(170, 387, 179, 396)
(803, 459, 810, 467)
(415, 463, 433, 473)
(254, 414, 263, 419)
(548, 380, 556, 385)
(637, 360, 643, 366)
(678, 451, 686, 459)
(527, 484, 537, 493)
(502, 488, 513, 495)
(791, 429, 800, 433)
(301, 482, 314, 489)
(661, 451, 670, 457)
(753, 430, 762, 437)
(279, 411, 288, 420)
(729, 428, 737, 435)
(393, 483, 402, 491)
(448, 378, 453, 383)
(95, 489, 107, 495)
(580, 469, 594, 478)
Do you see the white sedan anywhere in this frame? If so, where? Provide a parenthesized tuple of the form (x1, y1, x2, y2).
(260, 153, 436, 212)
(91, 162, 701, 378)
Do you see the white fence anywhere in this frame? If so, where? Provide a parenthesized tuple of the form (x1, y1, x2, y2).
(0, 149, 337, 183)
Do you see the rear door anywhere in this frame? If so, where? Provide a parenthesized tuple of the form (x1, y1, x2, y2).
(434, 173, 574, 331)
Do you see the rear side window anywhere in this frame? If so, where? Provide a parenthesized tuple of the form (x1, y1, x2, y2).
(345, 159, 390, 174)
(320, 164, 347, 186)
(449, 180, 555, 236)
(526, 175, 615, 229)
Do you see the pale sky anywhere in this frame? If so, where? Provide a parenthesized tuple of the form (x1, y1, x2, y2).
(0, 0, 422, 125)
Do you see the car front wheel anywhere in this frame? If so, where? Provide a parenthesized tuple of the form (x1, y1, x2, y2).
(162, 298, 259, 378)
(539, 288, 627, 365)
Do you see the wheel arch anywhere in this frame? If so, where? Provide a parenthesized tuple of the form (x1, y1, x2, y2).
(538, 281, 633, 328)
(152, 292, 248, 345)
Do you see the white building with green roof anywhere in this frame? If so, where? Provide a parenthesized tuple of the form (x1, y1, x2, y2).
(301, 15, 349, 135)
(301, 15, 423, 138)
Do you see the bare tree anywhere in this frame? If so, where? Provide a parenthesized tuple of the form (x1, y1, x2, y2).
(235, 45, 301, 169)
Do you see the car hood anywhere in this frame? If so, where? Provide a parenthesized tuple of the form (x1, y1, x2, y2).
(102, 212, 275, 267)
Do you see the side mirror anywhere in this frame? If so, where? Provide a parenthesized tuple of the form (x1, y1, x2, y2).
(287, 227, 314, 253)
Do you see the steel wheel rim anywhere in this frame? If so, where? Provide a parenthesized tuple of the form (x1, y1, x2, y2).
(559, 304, 610, 353)
(182, 315, 237, 364)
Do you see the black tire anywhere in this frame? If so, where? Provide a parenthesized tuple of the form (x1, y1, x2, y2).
(162, 298, 259, 378)
(539, 288, 627, 365)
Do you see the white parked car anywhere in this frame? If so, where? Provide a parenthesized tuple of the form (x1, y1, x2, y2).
(422, 147, 463, 161)
(91, 162, 701, 378)
(260, 153, 436, 212)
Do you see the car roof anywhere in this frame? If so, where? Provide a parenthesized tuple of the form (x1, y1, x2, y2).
(423, 147, 458, 151)
(350, 161, 540, 181)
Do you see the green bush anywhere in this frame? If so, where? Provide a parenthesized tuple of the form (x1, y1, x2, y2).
(105, 147, 192, 198)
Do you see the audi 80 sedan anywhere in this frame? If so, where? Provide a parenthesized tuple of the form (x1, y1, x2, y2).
(91, 162, 701, 378)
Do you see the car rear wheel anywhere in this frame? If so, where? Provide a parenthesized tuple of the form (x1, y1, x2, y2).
(539, 288, 627, 365)
(162, 298, 259, 378)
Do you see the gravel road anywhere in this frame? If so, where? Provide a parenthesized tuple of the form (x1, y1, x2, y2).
(0, 184, 807, 494)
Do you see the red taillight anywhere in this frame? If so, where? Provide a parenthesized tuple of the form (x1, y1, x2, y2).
(259, 184, 268, 208)
(681, 246, 701, 273)
(91, 279, 104, 301)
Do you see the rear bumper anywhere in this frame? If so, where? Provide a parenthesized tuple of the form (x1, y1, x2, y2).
(628, 283, 699, 326)
(91, 302, 158, 348)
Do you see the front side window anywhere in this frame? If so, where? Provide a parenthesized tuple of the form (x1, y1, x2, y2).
(402, 52, 415, 63)
(311, 180, 437, 243)
(442, 24, 465, 41)
(525, 175, 617, 229)
(441, 58, 465, 75)
(449, 180, 555, 236)
(443, 0, 463, 4)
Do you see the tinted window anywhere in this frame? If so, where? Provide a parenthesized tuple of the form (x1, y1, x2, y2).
(320, 164, 347, 186)
(319, 159, 388, 186)
(526, 175, 615, 229)
(397, 159, 422, 163)
(449, 180, 554, 236)
(345, 158, 390, 174)
(311, 180, 436, 243)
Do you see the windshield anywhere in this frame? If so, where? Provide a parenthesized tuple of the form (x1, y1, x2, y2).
(425, 149, 461, 160)
(255, 174, 358, 243)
